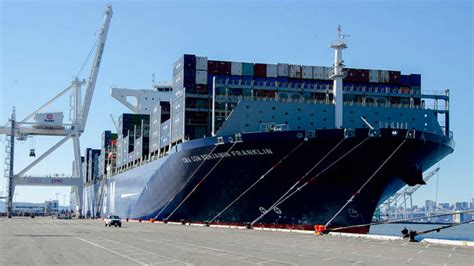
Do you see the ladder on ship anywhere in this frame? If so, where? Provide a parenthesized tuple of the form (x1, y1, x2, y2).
(3, 136, 12, 201)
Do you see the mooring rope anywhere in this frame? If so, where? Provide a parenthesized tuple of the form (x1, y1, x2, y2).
(166, 141, 239, 221)
(250, 136, 366, 226)
(328, 209, 474, 232)
(324, 139, 407, 227)
(208, 141, 306, 224)
(153, 142, 221, 220)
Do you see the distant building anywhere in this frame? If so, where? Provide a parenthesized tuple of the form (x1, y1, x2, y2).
(455, 202, 469, 211)
(425, 200, 436, 212)
(12, 202, 45, 215)
(438, 203, 451, 210)
(44, 200, 60, 214)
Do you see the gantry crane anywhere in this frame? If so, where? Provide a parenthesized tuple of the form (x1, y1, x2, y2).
(0, 5, 113, 217)
(378, 167, 440, 220)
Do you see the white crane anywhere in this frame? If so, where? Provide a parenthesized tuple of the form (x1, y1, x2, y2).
(378, 167, 440, 220)
(0, 5, 113, 217)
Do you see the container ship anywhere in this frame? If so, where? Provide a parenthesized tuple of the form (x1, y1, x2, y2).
(73, 30, 454, 233)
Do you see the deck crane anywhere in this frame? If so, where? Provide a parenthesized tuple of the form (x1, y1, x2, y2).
(378, 167, 440, 220)
(0, 5, 113, 217)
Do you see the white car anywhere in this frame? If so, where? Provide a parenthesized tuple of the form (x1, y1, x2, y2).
(104, 215, 122, 227)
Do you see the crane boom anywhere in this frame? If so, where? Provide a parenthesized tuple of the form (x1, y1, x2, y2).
(80, 5, 113, 131)
(378, 167, 440, 211)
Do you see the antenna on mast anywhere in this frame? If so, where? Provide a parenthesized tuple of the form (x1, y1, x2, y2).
(336, 25, 350, 42)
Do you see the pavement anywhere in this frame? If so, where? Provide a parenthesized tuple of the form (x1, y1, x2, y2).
(0, 217, 472, 265)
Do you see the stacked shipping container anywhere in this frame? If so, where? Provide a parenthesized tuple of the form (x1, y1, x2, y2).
(98, 130, 117, 177)
(116, 114, 151, 166)
(169, 54, 422, 142)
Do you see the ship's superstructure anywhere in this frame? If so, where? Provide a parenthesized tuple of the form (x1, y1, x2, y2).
(77, 29, 453, 232)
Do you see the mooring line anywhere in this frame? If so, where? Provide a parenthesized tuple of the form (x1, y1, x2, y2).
(250, 136, 363, 226)
(272, 136, 371, 210)
(208, 141, 306, 224)
(166, 141, 239, 221)
(324, 139, 407, 227)
(154, 142, 221, 220)
(330, 210, 474, 232)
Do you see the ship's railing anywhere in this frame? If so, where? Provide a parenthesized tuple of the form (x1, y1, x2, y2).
(215, 77, 449, 100)
(421, 90, 448, 97)
(211, 94, 449, 112)
(214, 95, 331, 105)
(440, 126, 454, 139)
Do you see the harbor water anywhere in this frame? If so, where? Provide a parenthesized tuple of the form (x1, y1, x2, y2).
(369, 222, 474, 241)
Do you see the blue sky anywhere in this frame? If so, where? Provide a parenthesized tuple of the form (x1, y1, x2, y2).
(1, 0, 472, 208)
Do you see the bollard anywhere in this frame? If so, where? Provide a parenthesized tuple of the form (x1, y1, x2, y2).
(314, 225, 327, 235)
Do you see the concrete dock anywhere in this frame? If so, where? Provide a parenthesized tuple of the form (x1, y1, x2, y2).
(0, 217, 472, 265)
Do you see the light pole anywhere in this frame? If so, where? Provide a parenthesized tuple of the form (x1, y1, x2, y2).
(55, 193, 60, 213)
(62, 194, 66, 208)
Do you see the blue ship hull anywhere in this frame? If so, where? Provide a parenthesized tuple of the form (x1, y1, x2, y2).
(99, 128, 453, 233)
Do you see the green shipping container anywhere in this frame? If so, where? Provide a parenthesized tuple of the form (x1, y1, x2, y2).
(411, 86, 421, 93)
(242, 63, 254, 76)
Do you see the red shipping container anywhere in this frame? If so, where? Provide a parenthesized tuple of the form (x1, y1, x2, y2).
(208, 60, 219, 74)
(344, 68, 357, 82)
(195, 84, 207, 94)
(266, 90, 276, 97)
(254, 63, 267, 77)
(357, 69, 370, 83)
(344, 68, 370, 83)
(218, 61, 231, 75)
(389, 71, 401, 84)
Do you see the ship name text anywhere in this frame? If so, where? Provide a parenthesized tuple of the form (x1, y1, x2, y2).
(181, 148, 273, 164)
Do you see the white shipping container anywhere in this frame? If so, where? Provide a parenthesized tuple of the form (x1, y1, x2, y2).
(369, 70, 379, 83)
(312, 66, 324, 79)
(289, 65, 302, 78)
(195, 70, 208, 85)
(302, 65, 313, 79)
(266, 64, 277, 77)
(277, 63, 289, 76)
(379, 70, 390, 83)
(231, 62, 243, 75)
(173, 75, 182, 86)
(323, 67, 333, 80)
(195, 56, 208, 71)
(34, 112, 64, 128)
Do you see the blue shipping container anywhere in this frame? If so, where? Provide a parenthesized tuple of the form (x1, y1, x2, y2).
(400, 75, 410, 86)
(409, 74, 421, 86)
(173, 54, 196, 76)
